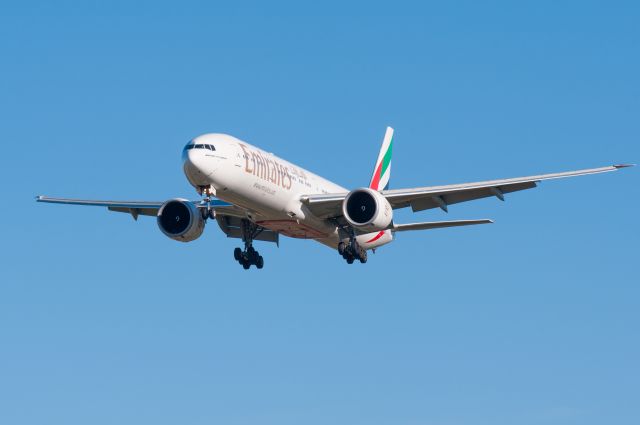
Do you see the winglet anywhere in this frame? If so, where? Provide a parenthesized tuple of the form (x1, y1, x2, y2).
(613, 164, 635, 169)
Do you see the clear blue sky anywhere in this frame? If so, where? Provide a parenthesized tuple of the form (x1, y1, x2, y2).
(1, 1, 638, 424)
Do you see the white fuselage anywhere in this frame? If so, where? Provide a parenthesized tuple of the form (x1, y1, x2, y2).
(182, 133, 393, 250)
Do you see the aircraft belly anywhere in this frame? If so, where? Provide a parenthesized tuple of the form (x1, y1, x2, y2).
(256, 220, 329, 239)
(212, 167, 336, 239)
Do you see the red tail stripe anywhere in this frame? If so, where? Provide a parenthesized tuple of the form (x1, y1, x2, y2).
(366, 230, 385, 243)
(370, 161, 384, 190)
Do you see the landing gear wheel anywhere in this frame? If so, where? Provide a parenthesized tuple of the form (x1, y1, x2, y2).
(338, 233, 369, 265)
(359, 249, 368, 264)
(247, 246, 257, 262)
(235, 219, 268, 270)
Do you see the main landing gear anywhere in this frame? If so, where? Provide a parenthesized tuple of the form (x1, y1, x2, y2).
(234, 219, 264, 270)
(338, 237, 367, 264)
(234, 246, 264, 270)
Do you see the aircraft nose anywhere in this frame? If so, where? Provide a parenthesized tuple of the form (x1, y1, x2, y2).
(182, 148, 210, 186)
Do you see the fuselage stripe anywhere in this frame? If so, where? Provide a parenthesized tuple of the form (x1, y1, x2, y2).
(366, 230, 385, 243)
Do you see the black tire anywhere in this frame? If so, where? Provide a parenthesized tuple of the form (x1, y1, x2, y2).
(359, 248, 367, 263)
(338, 242, 346, 256)
(359, 252, 368, 264)
(234, 248, 243, 261)
(256, 256, 264, 269)
(346, 256, 354, 264)
(242, 260, 251, 270)
(246, 248, 257, 263)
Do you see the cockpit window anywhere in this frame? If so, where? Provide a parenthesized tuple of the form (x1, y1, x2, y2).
(183, 143, 216, 151)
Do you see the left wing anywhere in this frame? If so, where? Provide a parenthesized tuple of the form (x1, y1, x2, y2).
(301, 164, 633, 218)
(35, 195, 244, 219)
(36, 195, 281, 243)
(392, 219, 493, 232)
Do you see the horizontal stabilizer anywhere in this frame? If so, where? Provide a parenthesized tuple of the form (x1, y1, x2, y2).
(393, 219, 493, 232)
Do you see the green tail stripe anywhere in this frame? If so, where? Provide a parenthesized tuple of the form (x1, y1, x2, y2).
(380, 138, 393, 177)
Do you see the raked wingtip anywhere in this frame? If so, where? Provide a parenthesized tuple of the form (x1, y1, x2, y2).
(613, 164, 635, 169)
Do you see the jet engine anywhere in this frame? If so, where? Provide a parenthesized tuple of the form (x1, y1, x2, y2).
(342, 188, 393, 232)
(157, 199, 205, 242)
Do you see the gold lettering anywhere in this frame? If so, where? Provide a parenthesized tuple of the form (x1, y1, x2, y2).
(283, 166, 292, 189)
(252, 152, 264, 179)
(268, 159, 277, 183)
(239, 143, 254, 173)
(239, 143, 293, 191)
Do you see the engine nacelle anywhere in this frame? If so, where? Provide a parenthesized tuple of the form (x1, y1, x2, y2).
(342, 188, 393, 232)
(157, 198, 205, 242)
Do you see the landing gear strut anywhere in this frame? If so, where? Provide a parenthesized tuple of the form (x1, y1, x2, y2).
(338, 236, 367, 264)
(234, 219, 265, 270)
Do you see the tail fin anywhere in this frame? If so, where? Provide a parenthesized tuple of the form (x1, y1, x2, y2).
(369, 126, 394, 191)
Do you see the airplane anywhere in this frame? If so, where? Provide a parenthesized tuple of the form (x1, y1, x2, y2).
(36, 127, 632, 269)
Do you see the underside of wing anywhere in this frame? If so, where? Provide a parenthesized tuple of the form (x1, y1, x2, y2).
(300, 193, 346, 219)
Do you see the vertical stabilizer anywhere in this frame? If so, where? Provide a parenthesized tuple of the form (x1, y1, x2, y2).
(369, 126, 394, 191)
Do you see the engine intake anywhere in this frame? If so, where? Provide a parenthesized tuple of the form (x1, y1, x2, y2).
(342, 188, 393, 232)
(157, 199, 205, 242)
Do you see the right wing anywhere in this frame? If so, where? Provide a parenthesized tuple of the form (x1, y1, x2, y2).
(301, 164, 632, 218)
(382, 164, 632, 212)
